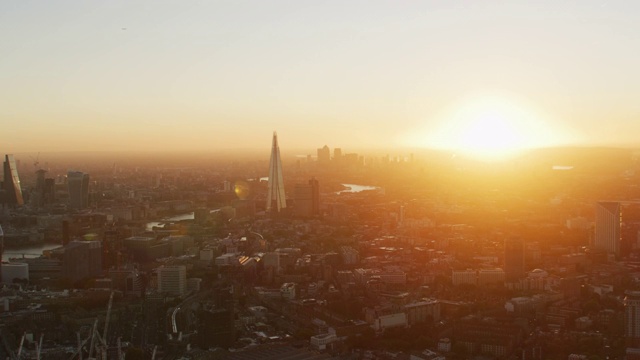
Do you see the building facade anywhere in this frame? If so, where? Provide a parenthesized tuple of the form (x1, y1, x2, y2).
(504, 237, 525, 282)
(595, 202, 621, 257)
(266, 132, 286, 212)
(67, 171, 90, 210)
(3, 154, 24, 206)
(157, 265, 187, 297)
(294, 177, 320, 217)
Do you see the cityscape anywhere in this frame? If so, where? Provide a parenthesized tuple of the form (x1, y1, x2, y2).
(3, 139, 640, 360)
(3, 1, 640, 360)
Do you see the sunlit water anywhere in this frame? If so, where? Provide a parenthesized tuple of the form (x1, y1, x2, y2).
(2, 243, 62, 262)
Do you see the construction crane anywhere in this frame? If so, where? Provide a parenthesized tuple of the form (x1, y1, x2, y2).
(117, 337, 123, 360)
(94, 291, 115, 360)
(69, 292, 114, 360)
(151, 345, 157, 360)
(16, 332, 26, 359)
(29, 152, 40, 170)
(35, 334, 44, 360)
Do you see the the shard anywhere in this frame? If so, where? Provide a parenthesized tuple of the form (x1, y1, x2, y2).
(266, 132, 286, 212)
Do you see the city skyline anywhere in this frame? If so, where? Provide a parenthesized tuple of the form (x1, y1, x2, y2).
(2, 1, 640, 159)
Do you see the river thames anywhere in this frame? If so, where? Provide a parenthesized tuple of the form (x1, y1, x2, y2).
(2, 183, 379, 261)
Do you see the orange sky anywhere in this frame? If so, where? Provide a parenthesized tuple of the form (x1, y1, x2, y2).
(2, 1, 640, 155)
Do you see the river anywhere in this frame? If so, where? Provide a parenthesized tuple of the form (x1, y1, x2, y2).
(1, 182, 377, 261)
(2, 243, 62, 262)
(336, 184, 380, 194)
(260, 177, 379, 194)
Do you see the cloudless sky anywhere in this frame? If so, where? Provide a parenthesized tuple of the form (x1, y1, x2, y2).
(1, 1, 640, 153)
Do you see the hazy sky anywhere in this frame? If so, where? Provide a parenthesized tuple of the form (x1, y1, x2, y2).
(2, 1, 640, 154)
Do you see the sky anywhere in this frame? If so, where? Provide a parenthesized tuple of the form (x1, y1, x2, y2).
(1, 1, 640, 155)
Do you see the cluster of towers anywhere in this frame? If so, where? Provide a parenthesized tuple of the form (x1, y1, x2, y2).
(1, 153, 90, 211)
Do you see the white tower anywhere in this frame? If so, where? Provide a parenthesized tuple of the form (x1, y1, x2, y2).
(267, 132, 286, 212)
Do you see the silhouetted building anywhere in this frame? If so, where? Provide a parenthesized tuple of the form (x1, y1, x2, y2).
(31, 169, 47, 207)
(103, 227, 121, 271)
(197, 285, 235, 348)
(0, 225, 3, 282)
(294, 177, 320, 217)
(266, 132, 286, 212)
(63, 240, 103, 282)
(333, 148, 342, 162)
(595, 202, 621, 257)
(43, 178, 56, 204)
(626, 291, 640, 358)
(68, 171, 90, 210)
(158, 265, 186, 297)
(3, 154, 24, 206)
(317, 145, 330, 163)
(504, 237, 525, 282)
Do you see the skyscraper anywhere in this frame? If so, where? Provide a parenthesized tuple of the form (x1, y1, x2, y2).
(625, 291, 640, 359)
(595, 201, 621, 257)
(3, 154, 24, 206)
(504, 237, 525, 282)
(158, 265, 187, 297)
(31, 169, 47, 208)
(0, 225, 4, 282)
(294, 177, 320, 217)
(266, 132, 286, 212)
(62, 240, 103, 282)
(317, 145, 330, 163)
(68, 171, 90, 210)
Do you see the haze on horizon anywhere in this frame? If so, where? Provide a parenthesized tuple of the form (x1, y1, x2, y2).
(2, 1, 640, 156)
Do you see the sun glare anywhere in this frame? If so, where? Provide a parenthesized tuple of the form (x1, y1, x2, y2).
(408, 94, 565, 161)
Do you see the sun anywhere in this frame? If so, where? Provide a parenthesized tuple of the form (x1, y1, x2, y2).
(454, 112, 529, 160)
(407, 94, 564, 161)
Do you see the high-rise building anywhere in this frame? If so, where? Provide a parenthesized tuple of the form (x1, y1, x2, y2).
(158, 265, 186, 297)
(29, 169, 47, 208)
(595, 202, 621, 257)
(197, 285, 235, 348)
(294, 177, 320, 217)
(63, 240, 103, 282)
(68, 171, 90, 210)
(625, 291, 640, 359)
(3, 154, 24, 206)
(333, 148, 342, 162)
(504, 237, 525, 282)
(266, 132, 286, 212)
(0, 225, 4, 282)
(317, 145, 330, 163)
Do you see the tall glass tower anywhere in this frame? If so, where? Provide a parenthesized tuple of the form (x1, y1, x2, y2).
(68, 171, 90, 210)
(3, 154, 24, 206)
(266, 132, 286, 212)
(595, 201, 621, 257)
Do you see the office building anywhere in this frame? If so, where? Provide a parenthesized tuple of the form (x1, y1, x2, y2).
(294, 177, 320, 217)
(317, 145, 330, 163)
(1, 262, 29, 284)
(31, 169, 47, 207)
(63, 240, 103, 282)
(158, 265, 187, 296)
(333, 148, 342, 162)
(0, 225, 3, 282)
(595, 202, 621, 257)
(197, 286, 235, 348)
(478, 268, 505, 286)
(626, 290, 640, 359)
(68, 171, 90, 210)
(266, 132, 286, 212)
(3, 154, 24, 206)
(504, 237, 525, 282)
